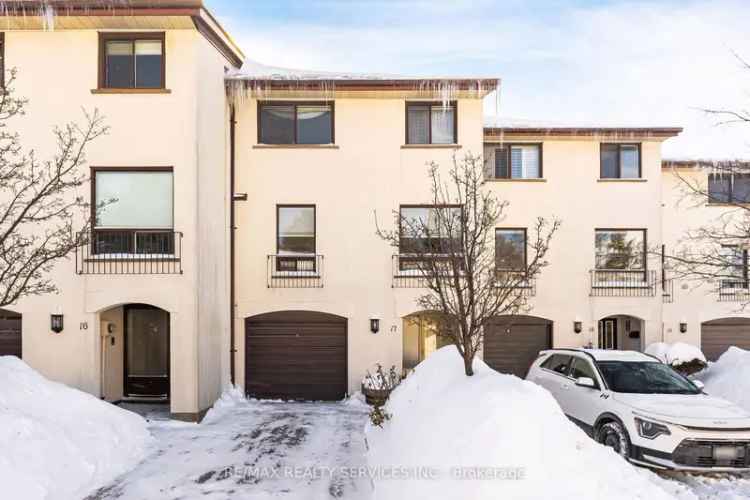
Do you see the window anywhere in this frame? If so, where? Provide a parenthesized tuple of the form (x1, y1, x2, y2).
(569, 358, 598, 387)
(720, 245, 748, 289)
(595, 229, 646, 271)
(99, 33, 165, 89)
(399, 205, 462, 272)
(0, 33, 4, 88)
(276, 205, 316, 272)
(258, 102, 334, 145)
(600, 144, 640, 179)
(708, 173, 750, 204)
(406, 102, 456, 144)
(597, 362, 700, 395)
(541, 354, 571, 375)
(495, 229, 526, 271)
(494, 145, 542, 179)
(93, 169, 174, 254)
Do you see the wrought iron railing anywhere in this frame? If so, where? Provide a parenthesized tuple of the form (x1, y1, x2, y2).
(267, 254, 323, 288)
(76, 230, 183, 275)
(392, 254, 463, 288)
(589, 269, 656, 297)
(718, 279, 750, 302)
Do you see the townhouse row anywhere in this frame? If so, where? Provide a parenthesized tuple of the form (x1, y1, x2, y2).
(0, 1, 747, 420)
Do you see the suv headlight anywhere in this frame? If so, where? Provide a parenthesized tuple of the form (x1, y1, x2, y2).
(634, 417, 671, 439)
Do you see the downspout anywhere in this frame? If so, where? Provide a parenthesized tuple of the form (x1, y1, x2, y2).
(229, 104, 237, 385)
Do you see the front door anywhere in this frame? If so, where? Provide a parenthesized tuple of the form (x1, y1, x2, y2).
(125, 305, 170, 398)
(598, 318, 618, 350)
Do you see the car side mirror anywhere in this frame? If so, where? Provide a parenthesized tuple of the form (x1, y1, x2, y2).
(575, 377, 597, 389)
(692, 380, 705, 391)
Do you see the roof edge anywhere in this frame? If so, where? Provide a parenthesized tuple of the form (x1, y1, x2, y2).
(228, 77, 500, 96)
(485, 126, 683, 138)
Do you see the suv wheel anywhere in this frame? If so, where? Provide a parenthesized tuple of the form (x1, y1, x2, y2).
(596, 421, 631, 459)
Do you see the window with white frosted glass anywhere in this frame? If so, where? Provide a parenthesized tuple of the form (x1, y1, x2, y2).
(493, 144, 542, 179)
(406, 102, 456, 144)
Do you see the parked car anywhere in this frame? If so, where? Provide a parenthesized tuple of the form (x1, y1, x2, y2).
(526, 348, 750, 471)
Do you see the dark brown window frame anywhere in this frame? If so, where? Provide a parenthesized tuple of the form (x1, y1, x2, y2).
(0, 33, 5, 89)
(98, 32, 166, 90)
(493, 144, 543, 179)
(599, 143, 642, 179)
(91, 166, 175, 255)
(594, 228, 648, 273)
(708, 173, 750, 204)
(257, 101, 335, 145)
(720, 244, 749, 289)
(495, 227, 528, 273)
(275, 204, 317, 273)
(398, 204, 463, 274)
(405, 101, 458, 145)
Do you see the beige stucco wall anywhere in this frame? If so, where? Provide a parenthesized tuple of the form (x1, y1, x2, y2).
(661, 167, 750, 344)
(4, 27, 232, 417)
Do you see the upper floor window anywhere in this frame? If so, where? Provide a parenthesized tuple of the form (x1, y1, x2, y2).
(708, 173, 750, 204)
(720, 245, 748, 288)
(595, 229, 646, 271)
(399, 205, 462, 253)
(495, 228, 526, 271)
(600, 143, 640, 179)
(0, 33, 5, 88)
(276, 205, 316, 272)
(99, 33, 165, 89)
(93, 168, 174, 254)
(494, 144, 542, 179)
(406, 102, 456, 145)
(259, 102, 334, 145)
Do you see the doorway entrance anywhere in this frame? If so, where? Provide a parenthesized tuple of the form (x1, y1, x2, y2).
(124, 304, 170, 398)
(598, 315, 644, 351)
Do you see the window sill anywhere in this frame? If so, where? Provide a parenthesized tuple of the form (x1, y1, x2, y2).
(253, 144, 339, 149)
(485, 178, 546, 183)
(401, 144, 462, 149)
(91, 88, 172, 95)
(597, 178, 647, 183)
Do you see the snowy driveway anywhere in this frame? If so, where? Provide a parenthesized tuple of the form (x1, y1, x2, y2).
(86, 395, 372, 500)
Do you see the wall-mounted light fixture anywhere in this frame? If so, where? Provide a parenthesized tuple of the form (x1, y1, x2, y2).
(679, 319, 688, 334)
(573, 317, 583, 334)
(370, 317, 380, 334)
(50, 314, 64, 334)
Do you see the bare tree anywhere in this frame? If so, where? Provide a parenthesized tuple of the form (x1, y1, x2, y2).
(376, 153, 560, 376)
(0, 70, 108, 307)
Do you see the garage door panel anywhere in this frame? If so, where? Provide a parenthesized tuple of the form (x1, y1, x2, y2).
(483, 317, 552, 378)
(245, 311, 347, 401)
(702, 319, 750, 361)
(0, 312, 21, 358)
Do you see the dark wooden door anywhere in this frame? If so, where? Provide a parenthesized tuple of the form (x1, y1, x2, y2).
(0, 309, 21, 358)
(701, 318, 750, 361)
(245, 311, 347, 400)
(124, 305, 170, 398)
(598, 318, 618, 350)
(483, 316, 552, 378)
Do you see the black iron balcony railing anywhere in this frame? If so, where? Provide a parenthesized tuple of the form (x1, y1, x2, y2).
(589, 269, 657, 297)
(76, 230, 183, 275)
(718, 279, 750, 302)
(267, 254, 323, 288)
(392, 254, 463, 288)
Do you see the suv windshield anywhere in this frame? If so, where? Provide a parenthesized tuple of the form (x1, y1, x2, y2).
(597, 361, 700, 395)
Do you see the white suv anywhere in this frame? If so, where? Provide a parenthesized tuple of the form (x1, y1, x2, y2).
(526, 348, 750, 471)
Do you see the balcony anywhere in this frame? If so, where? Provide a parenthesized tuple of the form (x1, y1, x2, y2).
(267, 254, 324, 288)
(589, 269, 657, 297)
(718, 280, 750, 302)
(392, 254, 464, 288)
(76, 230, 183, 275)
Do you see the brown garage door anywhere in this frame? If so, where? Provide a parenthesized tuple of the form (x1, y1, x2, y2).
(483, 316, 552, 378)
(245, 311, 347, 400)
(701, 318, 750, 361)
(0, 309, 21, 358)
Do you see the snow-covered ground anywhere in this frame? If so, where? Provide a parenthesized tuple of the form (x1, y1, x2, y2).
(0, 356, 151, 500)
(697, 347, 750, 412)
(86, 389, 372, 500)
(646, 342, 707, 367)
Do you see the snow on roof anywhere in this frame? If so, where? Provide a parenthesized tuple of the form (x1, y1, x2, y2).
(484, 116, 682, 137)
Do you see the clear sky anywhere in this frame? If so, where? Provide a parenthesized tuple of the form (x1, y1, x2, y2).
(209, 0, 749, 159)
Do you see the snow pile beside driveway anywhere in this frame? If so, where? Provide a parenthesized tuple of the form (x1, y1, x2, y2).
(698, 347, 750, 412)
(365, 346, 695, 500)
(0, 356, 151, 500)
(646, 342, 707, 366)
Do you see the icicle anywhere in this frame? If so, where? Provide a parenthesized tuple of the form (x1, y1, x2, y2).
(41, 3, 54, 31)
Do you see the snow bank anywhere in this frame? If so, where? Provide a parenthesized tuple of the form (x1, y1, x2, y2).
(365, 346, 694, 500)
(0, 357, 152, 500)
(698, 347, 750, 411)
(646, 342, 707, 366)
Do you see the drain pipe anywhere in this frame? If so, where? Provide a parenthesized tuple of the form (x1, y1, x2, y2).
(229, 105, 237, 386)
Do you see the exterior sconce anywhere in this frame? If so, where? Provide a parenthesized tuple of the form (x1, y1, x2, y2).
(679, 320, 688, 334)
(370, 317, 380, 334)
(573, 318, 583, 334)
(50, 314, 64, 334)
